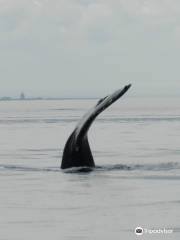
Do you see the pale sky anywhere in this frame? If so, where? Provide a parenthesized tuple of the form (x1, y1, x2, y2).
(0, 0, 180, 97)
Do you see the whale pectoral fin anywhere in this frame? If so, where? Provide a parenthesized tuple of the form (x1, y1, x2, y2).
(61, 132, 75, 169)
(61, 84, 131, 169)
(75, 84, 131, 142)
(78, 135, 95, 168)
(61, 133, 95, 169)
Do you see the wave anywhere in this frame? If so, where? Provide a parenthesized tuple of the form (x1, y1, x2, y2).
(0, 164, 60, 172)
(1, 116, 180, 125)
(97, 162, 180, 171)
(0, 162, 180, 173)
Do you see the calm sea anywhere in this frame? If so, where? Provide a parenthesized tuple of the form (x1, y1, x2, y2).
(0, 97, 180, 239)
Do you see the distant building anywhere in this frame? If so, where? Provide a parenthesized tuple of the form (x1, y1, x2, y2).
(20, 92, 25, 100)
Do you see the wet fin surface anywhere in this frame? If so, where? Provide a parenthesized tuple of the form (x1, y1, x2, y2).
(61, 84, 131, 169)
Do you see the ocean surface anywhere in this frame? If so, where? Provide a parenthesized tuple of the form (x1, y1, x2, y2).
(0, 97, 180, 240)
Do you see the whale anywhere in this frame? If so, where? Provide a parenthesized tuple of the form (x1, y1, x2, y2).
(61, 84, 131, 170)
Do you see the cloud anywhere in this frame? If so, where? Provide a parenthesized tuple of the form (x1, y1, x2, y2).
(0, 0, 180, 45)
(0, 0, 180, 96)
(1, 0, 180, 55)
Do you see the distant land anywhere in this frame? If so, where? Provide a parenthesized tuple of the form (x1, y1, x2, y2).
(0, 96, 43, 101)
(0, 93, 97, 101)
(0, 97, 98, 101)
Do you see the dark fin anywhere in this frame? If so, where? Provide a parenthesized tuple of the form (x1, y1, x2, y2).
(61, 133, 95, 169)
(61, 84, 131, 169)
(74, 84, 131, 143)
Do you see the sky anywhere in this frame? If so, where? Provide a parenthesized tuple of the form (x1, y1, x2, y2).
(0, 0, 180, 98)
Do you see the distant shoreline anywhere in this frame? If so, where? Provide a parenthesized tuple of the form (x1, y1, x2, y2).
(0, 96, 179, 101)
(0, 97, 98, 101)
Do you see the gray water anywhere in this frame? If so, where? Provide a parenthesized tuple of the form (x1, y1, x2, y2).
(0, 97, 180, 240)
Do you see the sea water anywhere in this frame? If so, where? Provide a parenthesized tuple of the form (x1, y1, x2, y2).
(0, 97, 180, 240)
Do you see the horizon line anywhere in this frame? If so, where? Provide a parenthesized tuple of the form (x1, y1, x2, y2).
(0, 95, 180, 101)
